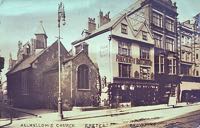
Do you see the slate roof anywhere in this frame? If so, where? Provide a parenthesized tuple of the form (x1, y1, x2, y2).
(7, 41, 59, 75)
(71, 0, 148, 45)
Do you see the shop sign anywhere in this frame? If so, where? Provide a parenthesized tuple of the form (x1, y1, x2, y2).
(116, 54, 152, 66)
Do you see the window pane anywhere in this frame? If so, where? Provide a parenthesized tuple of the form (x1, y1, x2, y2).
(77, 65, 89, 89)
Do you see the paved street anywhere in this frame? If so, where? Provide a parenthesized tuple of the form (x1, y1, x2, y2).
(134, 109, 200, 128)
(1, 103, 200, 128)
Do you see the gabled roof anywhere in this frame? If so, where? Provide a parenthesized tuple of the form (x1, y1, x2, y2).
(7, 41, 66, 75)
(71, 0, 153, 45)
(63, 50, 99, 70)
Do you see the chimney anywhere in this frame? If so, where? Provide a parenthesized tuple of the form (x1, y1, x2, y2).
(98, 10, 111, 27)
(88, 17, 96, 33)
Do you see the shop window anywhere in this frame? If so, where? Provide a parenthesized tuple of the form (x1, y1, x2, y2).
(166, 37, 174, 52)
(140, 66, 150, 80)
(152, 11, 163, 27)
(140, 47, 150, 60)
(168, 57, 176, 75)
(77, 64, 89, 89)
(166, 18, 174, 32)
(118, 41, 131, 56)
(154, 33, 163, 49)
(134, 71, 139, 78)
(119, 63, 131, 78)
(121, 23, 128, 34)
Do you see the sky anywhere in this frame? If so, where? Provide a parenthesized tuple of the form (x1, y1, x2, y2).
(0, 0, 200, 81)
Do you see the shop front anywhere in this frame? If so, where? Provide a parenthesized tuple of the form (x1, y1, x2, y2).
(108, 78, 159, 107)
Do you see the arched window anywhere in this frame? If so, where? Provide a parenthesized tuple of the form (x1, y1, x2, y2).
(77, 64, 89, 89)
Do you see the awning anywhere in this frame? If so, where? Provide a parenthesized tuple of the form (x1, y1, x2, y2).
(180, 82, 200, 91)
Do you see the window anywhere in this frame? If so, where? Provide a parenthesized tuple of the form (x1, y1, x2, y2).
(142, 31, 148, 40)
(77, 64, 89, 89)
(166, 18, 174, 32)
(118, 41, 131, 56)
(140, 47, 150, 60)
(140, 67, 150, 80)
(153, 12, 163, 27)
(168, 58, 176, 75)
(186, 52, 190, 62)
(26, 44, 30, 55)
(196, 54, 199, 59)
(154, 34, 163, 48)
(21, 71, 28, 95)
(181, 51, 185, 60)
(119, 63, 131, 78)
(196, 71, 199, 76)
(160, 55, 165, 73)
(121, 23, 128, 34)
(155, 55, 164, 73)
(166, 37, 174, 51)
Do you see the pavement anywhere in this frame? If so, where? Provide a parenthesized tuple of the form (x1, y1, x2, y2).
(1, 102, 200, 128)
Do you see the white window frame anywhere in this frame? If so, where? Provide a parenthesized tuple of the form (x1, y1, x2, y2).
(168, 57, 176, 75)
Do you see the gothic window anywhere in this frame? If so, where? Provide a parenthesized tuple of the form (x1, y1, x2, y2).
(77, 64, 89, 89)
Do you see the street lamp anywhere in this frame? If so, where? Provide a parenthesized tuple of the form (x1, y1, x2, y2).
(57, 1, 66, 120)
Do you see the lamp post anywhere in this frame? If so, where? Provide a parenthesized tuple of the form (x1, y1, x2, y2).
(57, 1, 66, 120)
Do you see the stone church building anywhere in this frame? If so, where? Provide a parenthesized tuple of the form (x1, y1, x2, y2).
(7, 23, 99, 109)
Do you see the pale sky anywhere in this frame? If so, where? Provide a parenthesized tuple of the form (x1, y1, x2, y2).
(0, 0, 200, 81)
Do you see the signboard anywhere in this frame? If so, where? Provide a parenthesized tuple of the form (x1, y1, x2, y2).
(116, 54, 152, 66)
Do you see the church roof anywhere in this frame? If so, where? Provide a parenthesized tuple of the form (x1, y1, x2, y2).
(6, 41, 64, 75)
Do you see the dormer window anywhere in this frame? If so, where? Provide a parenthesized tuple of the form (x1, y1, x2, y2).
(121, 23, 128, 34)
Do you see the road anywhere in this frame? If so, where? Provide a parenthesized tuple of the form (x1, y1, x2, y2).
(1, 103, 200, 128)
(132, 110, 200, 128)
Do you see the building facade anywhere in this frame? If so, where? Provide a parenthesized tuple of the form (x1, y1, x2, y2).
(178, 13, 200, 102)
(7, 23, 99, 109)
(72, 0, 180, 106)
(72, 8, 160, 107)
(43, 51, 100, 109)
